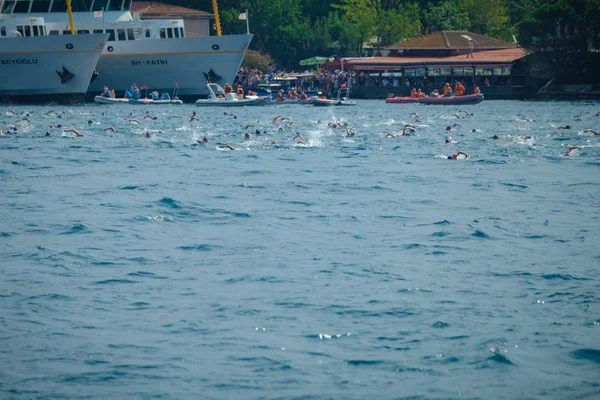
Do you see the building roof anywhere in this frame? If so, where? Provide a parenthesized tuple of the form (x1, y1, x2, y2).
(386, 31, 517, 50)
(132, 1, 212, 18)
(325, 49, 528, 70)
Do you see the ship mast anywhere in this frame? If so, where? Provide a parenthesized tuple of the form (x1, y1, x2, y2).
(66, 0, 76, 34)
(212, 0, 222, 36)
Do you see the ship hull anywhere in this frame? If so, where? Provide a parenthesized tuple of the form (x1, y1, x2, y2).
(0, 34, 107, 102)
(89, 34, 252, 97)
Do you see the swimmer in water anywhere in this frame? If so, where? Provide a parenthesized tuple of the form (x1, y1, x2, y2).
(88, 120, 93, 125)
(49, 124, 62, 129)
(460, 110, 473, 117)
(189, 111, 199, 121)
(64, 129, 82, 137)
(293, 132, 304, 144)
(7, 110, 21, 116)
(385, 133, 397, 138)
(218, 145, 235, 151)
(254, 129, 261, 136)
(15, 118, 31, 124)
(346, 129, 355, 137)
(104, 127, 116, 132)
(583, 129, 599, 135)
(402, 124, 416, 136)
(447, 151, 468, 160)
(45, 132, 50, 136)
(446, 124, 459, 131)
(328, 122, 339, 128)
(492, 135, 500, 140)
(557, 125, 571, 129)
(144, 115, 158, 120)
(129, 120, 142, 125)
(244, 133, 251, 140)
(244, 124, 255, 130)
(145, 131, 150, 138)
(565, 146, 583, 156)
(445, 136, 454, 143)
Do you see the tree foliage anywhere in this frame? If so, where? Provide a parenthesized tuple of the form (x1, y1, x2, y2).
(161, 0, 600, 71)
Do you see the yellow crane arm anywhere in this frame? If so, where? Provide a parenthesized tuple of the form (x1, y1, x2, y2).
(66, 0, 76, 34)
(212, 0, 222, 36)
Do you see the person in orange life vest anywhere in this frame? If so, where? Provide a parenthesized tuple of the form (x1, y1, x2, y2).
(443, 83, 452, 96)
(455, 81, 465, 96)
(417, 88, 425, 98)
(224, 83, 233, 94)
(410, 88, 417, 98)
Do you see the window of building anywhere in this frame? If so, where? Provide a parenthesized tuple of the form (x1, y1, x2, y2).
(1, 27, 6, 36)
(32, 25, 39, 36)
(167, 28, 173, 38)
(16, 25, 24, 36)
(117, 28, 126, 41)
(13, 0, 30, 13)
(93, 29, 103, 34)
(174, 27, 179, 38)
(106, 29, 115, 41)
(127, 28, 134, 40)
(180, 27, 184, 37)
(159, 28, 165, 39)
(63, 30, 72, 35)
(30, 0, 50, 12)
(49, 29, 59, 35)
(24, 25, 31, 36)
(77, 29, 90, 34)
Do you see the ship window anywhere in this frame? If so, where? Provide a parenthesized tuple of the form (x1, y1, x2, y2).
(180, 27, 184, 37)
(122, 0, 130, 10)
(71, 0, 89, 11)
(106, 0, 121, 11)
(16, 25, 24, 36)
(159, 28, 165, 39)
(127, 28, 134, 40)
(174, 27, 179, 38)
(13, 0, 30, 13)
(145, 28, 150, 38)
(2, 1, 15, 12)
(32, 25, 39, 36)
(93, 29, 103, 34)
(63, 30, 72, 35)
(49, 29, 58, 35)
(24, 25, 31, 36)
(50, 0, 66, 12)
(31, 0, 50, 12)
(77, 29, 90, 34)
(117, 28, 125, 41)
(106, 29, 115, 41)
(167, 28, 173, 38)
(1, 27, 6, 37)
(91, 0, 104, 11)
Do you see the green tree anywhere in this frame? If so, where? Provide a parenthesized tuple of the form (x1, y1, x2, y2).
(423, 0, 470, 32)
(375, 4, 422, 46)
(461, 0, 510, 38)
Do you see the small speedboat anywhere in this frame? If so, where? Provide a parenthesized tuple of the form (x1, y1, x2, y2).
(419, 93, 484, 105)
(195, 83, 269, 107)
(313, 88, 356, 106)
(94, 96, 129, 104)
(385, 96, 419, 104)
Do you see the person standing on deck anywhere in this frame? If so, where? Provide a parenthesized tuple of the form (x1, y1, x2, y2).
(467, 39, 474, 58)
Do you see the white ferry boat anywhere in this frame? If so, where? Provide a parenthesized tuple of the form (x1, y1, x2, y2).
(0, 12, 107, 102)
(8, 0, 252, 98)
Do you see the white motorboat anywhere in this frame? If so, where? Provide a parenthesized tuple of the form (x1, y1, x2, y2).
(313, 88, 356, 107)
(195, 83, 269, 107)
(129, 98, 183, 105)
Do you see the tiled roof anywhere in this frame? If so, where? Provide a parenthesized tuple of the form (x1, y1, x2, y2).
(386, 31, 517, 50)
(344, 49, 527, 67)
(132, 1, 211, 16)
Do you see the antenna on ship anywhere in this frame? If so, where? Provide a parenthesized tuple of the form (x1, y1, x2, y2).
(212, 0, 222, 36)
(66, 0, 76, 34)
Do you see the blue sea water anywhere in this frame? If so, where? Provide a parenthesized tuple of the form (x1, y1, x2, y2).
(1, 100, 599, 399)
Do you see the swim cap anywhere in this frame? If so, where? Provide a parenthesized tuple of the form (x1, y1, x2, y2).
(447, 156, 453, 159)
